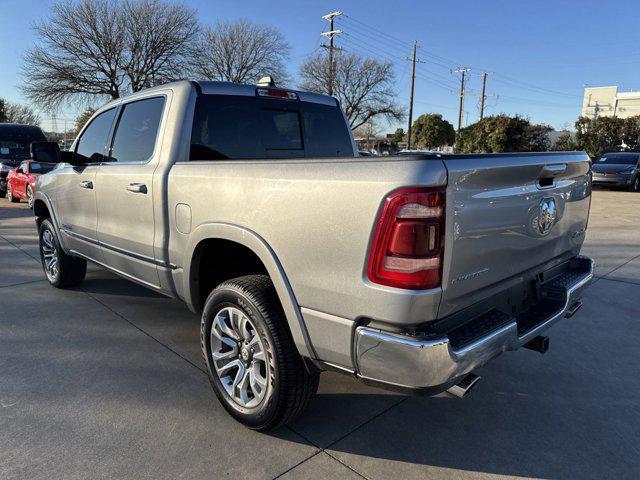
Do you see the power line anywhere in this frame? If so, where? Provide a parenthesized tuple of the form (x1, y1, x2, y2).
(341, 15, 412, 49)
(341, 13, 582, 105)
(340, 37, 456, 90)
(341, 30, 457, 85)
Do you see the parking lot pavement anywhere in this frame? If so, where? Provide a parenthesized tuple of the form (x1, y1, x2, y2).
(1, 190, 639, 480)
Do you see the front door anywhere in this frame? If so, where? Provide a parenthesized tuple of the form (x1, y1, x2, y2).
(56, 107, 117, 263)
(95, 96, 166, 289)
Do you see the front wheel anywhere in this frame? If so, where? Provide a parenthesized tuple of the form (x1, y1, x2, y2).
(7, 184, 20, 203)
(39, 219, 87, 288)
(201, 275, 319, 431)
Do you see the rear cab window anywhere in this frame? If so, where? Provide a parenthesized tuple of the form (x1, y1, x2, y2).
(190, 94, 354, 160)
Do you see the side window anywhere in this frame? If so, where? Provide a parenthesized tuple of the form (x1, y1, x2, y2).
(75, 108, 116, 163)
(109, 97, 165, 163)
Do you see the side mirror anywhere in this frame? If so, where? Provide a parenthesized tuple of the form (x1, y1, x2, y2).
(30, 141, 61, 163)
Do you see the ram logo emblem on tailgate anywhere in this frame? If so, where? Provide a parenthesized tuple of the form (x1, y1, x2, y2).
(538, 197, 557, 236)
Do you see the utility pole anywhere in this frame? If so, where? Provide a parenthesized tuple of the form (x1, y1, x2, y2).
(407, 41, 418, 150)
(479, 72, 487, 120)
(321, 11, 342, 97)
(478, 71, 495, 121)
(453, 67, 471, 131)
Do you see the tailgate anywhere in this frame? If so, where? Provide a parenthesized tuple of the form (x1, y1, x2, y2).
(438, 152, 591, 318)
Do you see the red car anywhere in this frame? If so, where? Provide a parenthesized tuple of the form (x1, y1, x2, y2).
(6, 160, 57, 208)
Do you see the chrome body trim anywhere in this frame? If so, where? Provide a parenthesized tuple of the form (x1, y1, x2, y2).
(355, 257, 595, 392)
(62, 228, 177, 269)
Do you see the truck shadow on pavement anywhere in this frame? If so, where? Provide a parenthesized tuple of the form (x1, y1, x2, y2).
(287, 362, 637, 479)
(74, 271, 638, 479)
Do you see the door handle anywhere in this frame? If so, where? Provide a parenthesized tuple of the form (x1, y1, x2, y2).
(79, 180, 93, 189)
(126, 183, 147, 194)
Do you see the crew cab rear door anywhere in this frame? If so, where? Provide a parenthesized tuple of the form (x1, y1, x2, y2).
(438, 152, 591, 318)
(95, 95, 166, 289)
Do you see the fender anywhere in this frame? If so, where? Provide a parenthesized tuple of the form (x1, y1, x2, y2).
(183, 222, 317, 360)
(32, 191, 68, 252)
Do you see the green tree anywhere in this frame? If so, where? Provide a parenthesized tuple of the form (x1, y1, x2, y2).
(391, 128, 405, 144)
(552, 131, 576, 151)
(0, 98, 6, 122)
(412, 114, 455, 149)
(574, 116, 624, 157)
(621, 115, 640, 151)
(75, 108, 96, 134)
(455, 114, 551, 153)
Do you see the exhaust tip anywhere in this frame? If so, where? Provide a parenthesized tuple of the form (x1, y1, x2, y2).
(447, 373, 481, 399)
(523, 335, 550, 354)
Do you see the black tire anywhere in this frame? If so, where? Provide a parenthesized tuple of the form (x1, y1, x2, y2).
(201, 274, 319, 431)
(38, 219, 87, 288)
(0, 189, 5, 198)
(27, 185, 35, 208)
(7, 184, 20, 203)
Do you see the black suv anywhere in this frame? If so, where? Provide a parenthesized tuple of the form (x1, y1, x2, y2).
(0, 123, 47, 197)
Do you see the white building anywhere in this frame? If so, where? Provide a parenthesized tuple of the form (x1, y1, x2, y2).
(582, 86, 640, 119)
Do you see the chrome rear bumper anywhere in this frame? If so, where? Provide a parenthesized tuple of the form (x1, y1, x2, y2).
(355, 256, 595, 394)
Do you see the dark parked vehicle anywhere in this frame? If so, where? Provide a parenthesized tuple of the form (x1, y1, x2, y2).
(591, 152, 640, 191)
(0, 124, 47, 197)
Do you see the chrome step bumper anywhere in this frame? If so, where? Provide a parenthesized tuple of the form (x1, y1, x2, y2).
(354, 256, 595, 394)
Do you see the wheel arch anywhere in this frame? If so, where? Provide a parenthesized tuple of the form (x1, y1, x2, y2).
(32, 192, 67, 251)
(183, 222, 316, 359)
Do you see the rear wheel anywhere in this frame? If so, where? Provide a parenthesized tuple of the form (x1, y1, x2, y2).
(7, 184, 20, 203)
(27, 185, 35, 208)
(39, 219, 87, 288)
(201, 274, 319, 430)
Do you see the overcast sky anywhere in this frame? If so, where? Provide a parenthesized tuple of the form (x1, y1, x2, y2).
(1, 0, 639, 132)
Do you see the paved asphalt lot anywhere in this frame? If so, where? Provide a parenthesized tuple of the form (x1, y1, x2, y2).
(0, 189, 639, 480)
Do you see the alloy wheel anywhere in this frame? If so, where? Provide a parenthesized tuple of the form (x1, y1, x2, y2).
(41, 228, 59, 279)
(210, 306, 270, 408)
(27, 186, 34, 207)
(6, 184, 12, 202)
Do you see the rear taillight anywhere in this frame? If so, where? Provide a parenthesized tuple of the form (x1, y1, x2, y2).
(367, 187, 445, 290)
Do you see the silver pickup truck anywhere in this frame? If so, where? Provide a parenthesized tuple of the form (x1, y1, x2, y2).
(31, 80, 594, 430)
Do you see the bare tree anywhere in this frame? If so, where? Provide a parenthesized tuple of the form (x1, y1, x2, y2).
(122, 0, 199, 91)
(23, 0, 126, 108)
(299, 51, 404, 130)
(189, 20, 291, 85)
(22, 0, 198, 110)
(3, 101, 41, 125)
